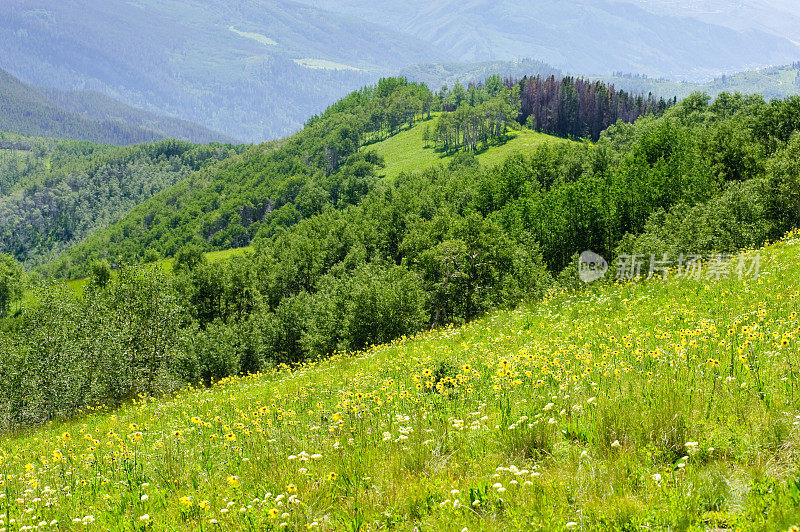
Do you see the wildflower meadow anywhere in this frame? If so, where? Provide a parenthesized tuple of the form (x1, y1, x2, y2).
(2, 232, 800, 531)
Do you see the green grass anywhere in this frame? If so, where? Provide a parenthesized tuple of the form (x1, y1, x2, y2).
(3, 232, 800, 530)
(366, 116, 570, 180)
(156, 246, 254, 273)
(203, 246, 253, 263)
(228, 26, 278, 47)
(292, 59, 360, 71)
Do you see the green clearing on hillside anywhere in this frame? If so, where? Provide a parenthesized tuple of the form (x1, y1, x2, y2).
(1, 232, 799, 529)
(367, 116, 570, 179)
(292, 58, 361, 71)
(156, 246, 254, 273)
(228, 26, 278, 47)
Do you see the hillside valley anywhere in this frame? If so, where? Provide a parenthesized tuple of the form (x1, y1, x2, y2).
(2, 3, 800, 526)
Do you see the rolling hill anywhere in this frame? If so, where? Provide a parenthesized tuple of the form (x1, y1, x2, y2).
(36, 103, 570, 279)
(8, 74, 652, 278)
(305, 0, 800, 81)
(0, 0, 448, 142)
(0, 67, 229, 144)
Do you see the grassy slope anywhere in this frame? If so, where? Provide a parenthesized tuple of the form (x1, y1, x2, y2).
(367, 117, 570, 180)
(153, 247, 255, 274)
(3, 233, 800, 530)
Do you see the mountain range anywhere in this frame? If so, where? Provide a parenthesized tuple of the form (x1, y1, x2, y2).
(0, 67, 229, 144)
(0, 0, 443, 142)
(306, 0, 800, 79)
(3, 0, 800, 142)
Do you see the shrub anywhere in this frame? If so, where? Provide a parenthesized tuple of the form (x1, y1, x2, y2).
(0, 267, 194, 428)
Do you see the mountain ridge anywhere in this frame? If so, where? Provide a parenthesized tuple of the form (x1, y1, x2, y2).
(304, 0, 800, 80)
(0, 67, 231, 144)
(0, 0, 450, 142)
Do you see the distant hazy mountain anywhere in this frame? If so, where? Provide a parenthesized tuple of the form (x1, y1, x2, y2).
(400, 59, 562, 90)
(630, 0, 800, 43)
(0, 0, 448, 142)
(600, 63, 800, 100)
(0, 68, 230, 145)
(5, 0, 800, 144)
(306, 0, 800, 81)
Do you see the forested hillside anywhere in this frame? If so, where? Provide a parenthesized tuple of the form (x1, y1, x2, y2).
(0, 133, 243, 268)
(38, 77, 664, 278)
(0, 68, 228, 144)
(3, 80, 798, 427)
(405, 59, 800, 106)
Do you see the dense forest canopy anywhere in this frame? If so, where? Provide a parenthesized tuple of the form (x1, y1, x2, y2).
(518, 75, 672, 141)
(30, 76, 662, 279)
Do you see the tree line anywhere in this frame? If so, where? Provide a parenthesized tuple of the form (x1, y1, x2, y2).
(430, 74, 670, 151)
(430, 78, 521, 151)
(518, 75, 672, 140)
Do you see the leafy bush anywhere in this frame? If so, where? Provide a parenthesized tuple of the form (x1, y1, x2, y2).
(0, 267, 193, 428)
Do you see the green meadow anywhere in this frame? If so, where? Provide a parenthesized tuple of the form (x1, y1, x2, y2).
(367, 116, 571, 180)
(2, 232, 799, 530)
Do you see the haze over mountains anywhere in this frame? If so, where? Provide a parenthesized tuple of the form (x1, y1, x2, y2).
(0, 67, 230, 144)
(305, 0, 800, 78)
(2, 0, 800, 142)
(0, 0, 443, 142)
(630, 0, 800, 42)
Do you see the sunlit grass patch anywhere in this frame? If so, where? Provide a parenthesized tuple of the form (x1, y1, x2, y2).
(366, 116, 570, 180)
(292, 59, 360, 71)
